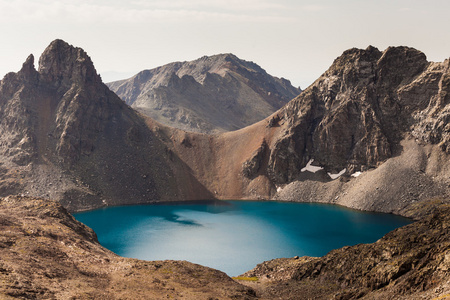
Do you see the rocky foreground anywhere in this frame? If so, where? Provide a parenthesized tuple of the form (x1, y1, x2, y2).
(0, 195, 255, 299)
(1, 195, 450, 299)
(239, 197, 450, 299)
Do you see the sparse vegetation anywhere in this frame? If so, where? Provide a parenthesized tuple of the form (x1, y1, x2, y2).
(232, 276, 258, 282)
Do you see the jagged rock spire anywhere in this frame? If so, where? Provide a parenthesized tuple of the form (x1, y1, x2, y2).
(38, 39, 101, 88)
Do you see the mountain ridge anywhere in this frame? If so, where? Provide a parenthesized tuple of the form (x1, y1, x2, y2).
(154, 45, 450, 215)
(1, 40, 448, 214)
(107, 53, 301, 133)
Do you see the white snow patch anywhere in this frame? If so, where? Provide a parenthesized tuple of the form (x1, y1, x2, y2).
(277, 186, 282, 193)
(351, 171, 362, 178)
(328, 168, 346, 180)
(301, 159, 324, 173)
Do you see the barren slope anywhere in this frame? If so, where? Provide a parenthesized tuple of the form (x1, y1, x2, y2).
(107, 54, 301, 133)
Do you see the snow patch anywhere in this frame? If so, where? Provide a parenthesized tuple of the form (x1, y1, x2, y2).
(276, 186, 282, 193)
(351, 171, 362, 178)
(301, 159, 324, 173)
(328, 168, 346, 180)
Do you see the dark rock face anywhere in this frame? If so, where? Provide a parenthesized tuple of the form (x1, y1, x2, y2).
(0, 54, 39, 166)
(39, 39, 103, 90)
(242, 140, 268, 179)
(266, 46, 450, 183)
(0, 40, 212, 211)
(107, 54, 301, 133)
(0, 40, 111, 167)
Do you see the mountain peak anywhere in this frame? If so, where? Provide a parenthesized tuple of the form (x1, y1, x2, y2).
(38, 39, 101, 88)
(108, 53, 301, 133)
(21, 54, 35, 72)
(18, 54, 38, 81)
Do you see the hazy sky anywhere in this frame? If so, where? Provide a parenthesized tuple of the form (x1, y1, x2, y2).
(1, 0, 449, 89)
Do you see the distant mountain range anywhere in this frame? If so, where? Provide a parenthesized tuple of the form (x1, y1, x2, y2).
(107, 54, 301, 133)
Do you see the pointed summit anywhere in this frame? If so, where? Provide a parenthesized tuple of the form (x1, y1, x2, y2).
(18, 54, 38, 82)
(38, 39, 101, 88)
(20, 54, 35, 72)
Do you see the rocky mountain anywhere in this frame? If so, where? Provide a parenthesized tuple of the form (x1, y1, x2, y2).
(1, 40, 448, 214)
(1, 40, 448, 215)
(268, 46, 449, 178)
(107, 54, 301, 133)
(161, 45, 450, 215)
(0, 40, 212, 212)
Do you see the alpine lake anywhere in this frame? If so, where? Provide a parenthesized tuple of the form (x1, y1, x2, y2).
(74, 200, 412, 276)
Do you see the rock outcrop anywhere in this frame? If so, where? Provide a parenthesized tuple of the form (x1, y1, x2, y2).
(107, 54, 301, 133)
(267, 46, 450, 182)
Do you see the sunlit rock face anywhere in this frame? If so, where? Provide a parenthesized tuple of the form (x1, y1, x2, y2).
(267, 45, 450, 183)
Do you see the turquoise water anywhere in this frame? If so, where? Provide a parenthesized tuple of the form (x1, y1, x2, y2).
(74, 200, 411, 276)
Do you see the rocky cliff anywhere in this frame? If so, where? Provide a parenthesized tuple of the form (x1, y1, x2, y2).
(107, 54, 301, 133)
(268, 46, 450, 180)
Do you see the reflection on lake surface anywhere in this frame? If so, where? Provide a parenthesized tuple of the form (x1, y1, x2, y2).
(74, 200, 411, 276)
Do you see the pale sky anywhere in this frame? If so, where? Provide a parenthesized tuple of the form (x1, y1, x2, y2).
(1, 0, 449, 89)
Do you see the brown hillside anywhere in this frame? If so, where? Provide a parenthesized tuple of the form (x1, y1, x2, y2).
(107, 54, 301, 133)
